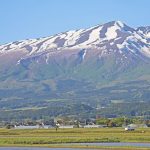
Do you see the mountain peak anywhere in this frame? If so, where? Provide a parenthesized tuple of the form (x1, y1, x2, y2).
(101, 20, 125, 28)
(115, 20, 125, 27)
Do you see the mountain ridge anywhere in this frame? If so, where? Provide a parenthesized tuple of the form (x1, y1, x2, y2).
(0, 21, 150, 56)
(0, 21, 150, 71)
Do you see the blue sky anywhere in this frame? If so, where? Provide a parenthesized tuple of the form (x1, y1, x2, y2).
(0, 0, 150, 44)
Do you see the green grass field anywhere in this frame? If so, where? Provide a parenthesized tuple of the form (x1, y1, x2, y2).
(0, 128, 150, 149)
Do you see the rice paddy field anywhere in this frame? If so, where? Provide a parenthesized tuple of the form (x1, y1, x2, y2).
(0, 128, 149, 149)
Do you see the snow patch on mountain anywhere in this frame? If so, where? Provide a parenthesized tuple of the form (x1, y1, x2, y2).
(82, 49, 87, 60)
(80, 26, 103, 45)
(146, 33, 150, 38)
(65, 29, 84, 46)
(105, 24, 120, 40)
(141, 46, 150, 57)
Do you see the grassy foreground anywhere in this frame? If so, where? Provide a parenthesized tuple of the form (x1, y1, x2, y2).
(0, 128, 150, 149)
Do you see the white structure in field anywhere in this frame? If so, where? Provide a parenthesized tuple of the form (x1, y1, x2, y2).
(59, 125, 74, 129)
(84, 125, 101, 128)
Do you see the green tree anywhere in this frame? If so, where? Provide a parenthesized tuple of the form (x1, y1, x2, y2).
(96, 118, 109, 125)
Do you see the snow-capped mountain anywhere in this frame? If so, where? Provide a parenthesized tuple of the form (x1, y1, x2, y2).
(0, 21, 150, 65)
(0, 21, 150, 81)
(0, 21, 150, 119)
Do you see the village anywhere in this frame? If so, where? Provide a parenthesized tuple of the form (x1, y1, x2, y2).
(1, 116, 149, 131)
